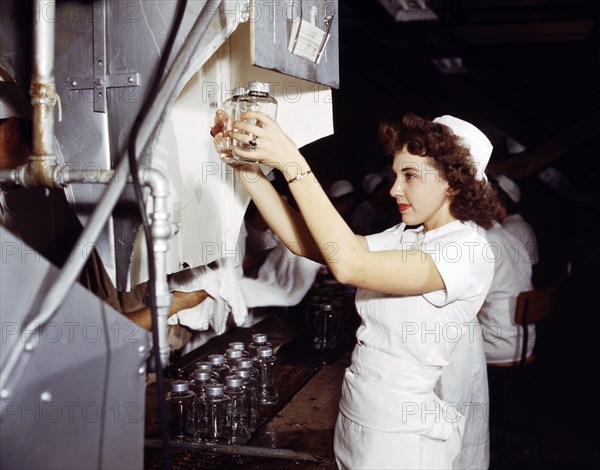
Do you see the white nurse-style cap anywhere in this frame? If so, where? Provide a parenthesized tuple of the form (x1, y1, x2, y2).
(496, 174, 521, 203)
(328, 180, 355, 199)
(433, 115, 493, 181)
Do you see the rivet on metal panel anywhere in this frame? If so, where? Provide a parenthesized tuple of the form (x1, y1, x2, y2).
(138, 345, 146, 354)
(40, 391, 52, 402)
(24, 342, 34, 352)
(138, 366, 146, 375)
(0, 389, 9, 399)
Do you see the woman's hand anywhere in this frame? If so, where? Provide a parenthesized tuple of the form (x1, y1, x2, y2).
(231, 111, 307, 175)
(210, 109, 228, 138)
(211, 109, 237, 164)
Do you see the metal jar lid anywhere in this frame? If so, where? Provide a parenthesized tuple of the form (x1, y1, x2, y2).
(246, 81, 270, 94)
(171, 380, 190, 392)
(229, 341, 245, 351)
(204, 384, 225, 396)
(194, 360, 212, 371)
(208, 354, 225, 365)
(224, 375, 244, 387)
(233, 368, 251, 378)
(226, 348, 243, 358)
(256, 346, 274, 357)
(235, 358, 254, 369)
(231, 86, 246, 98)
(193, 370, 212, 381)
(251, 333, 269, 343)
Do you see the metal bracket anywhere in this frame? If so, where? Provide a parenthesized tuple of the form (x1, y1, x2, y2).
(65, 0, 140, 113)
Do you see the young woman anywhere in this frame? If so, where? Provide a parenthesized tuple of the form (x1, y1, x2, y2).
(214, 112, 499, 469)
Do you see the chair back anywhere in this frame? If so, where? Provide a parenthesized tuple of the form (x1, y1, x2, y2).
(515, 287, 557, 326)
(515, 287, 556, 366)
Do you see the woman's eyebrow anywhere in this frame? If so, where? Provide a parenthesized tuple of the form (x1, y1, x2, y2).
(400, 165, 420, 174)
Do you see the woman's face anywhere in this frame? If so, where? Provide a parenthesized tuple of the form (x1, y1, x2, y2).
(389, 147, 455, 230)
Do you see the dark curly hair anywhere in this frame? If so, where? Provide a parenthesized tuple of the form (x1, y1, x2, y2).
(378, 113, 500, 229)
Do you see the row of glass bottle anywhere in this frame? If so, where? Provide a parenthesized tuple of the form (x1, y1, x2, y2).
(216, 80, 278, 164)
(166, 334, 278, 444)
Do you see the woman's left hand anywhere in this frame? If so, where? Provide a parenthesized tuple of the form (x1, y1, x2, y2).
(231, 111, 306, 172)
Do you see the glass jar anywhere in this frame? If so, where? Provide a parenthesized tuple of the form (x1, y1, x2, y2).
(225, 348, 243, 370)
(232, 367, 259, 431)
(224, 375, 251, 444)
(189, 371, 217, 439)
(200, 384, 229, 443)
(313, 302, 339, 350)
(217, 86, 246, 163)
(208, 353, 230, 383)
(188, 360, 212, 381)
(228, 341, 250, 357)
(254, 346, 279, 406)
(166, 380, 195, 439)
(248, 333, 272, 358)
(234, 81, 278, 153)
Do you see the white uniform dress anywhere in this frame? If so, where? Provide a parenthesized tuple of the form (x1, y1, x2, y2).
(501, 213, 538, 265)
(334, 221, 495, 469)
(479, 222, 534, 364)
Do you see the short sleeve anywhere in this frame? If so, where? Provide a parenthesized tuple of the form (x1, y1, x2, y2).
(365, 223, 406, 251)
(422, 229, 494, 308)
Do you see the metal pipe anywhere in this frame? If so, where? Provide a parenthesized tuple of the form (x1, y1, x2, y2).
(58, 167, 115, 185)
(28, 0, 59, 187)
(0, 0, 223, 393)
(139, 168, 172, 367)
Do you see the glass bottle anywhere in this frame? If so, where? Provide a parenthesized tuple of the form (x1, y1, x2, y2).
(228, 341, 250, 357)
(217, 86, 246, 163)
(313, 302, 339, 350)
(246, 80, 278, 119)
(224, 375, 251, 444)
(248, 333, 272, 358)
(166, 380, 196, 439)
(254, 346, 279, 406)
(188, 360, 212, 381)
(234, 81, 278, 152)
(201, 384, 230, 443)
(225, 348, 243, 370)
(189, 371, 217, 439)
(304, 292, 321, 339)
(232, 367, 259, 431)
(189, 370, 218, 398)
(208, 353, 230, 383)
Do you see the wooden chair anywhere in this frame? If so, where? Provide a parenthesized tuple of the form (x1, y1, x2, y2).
(487, 287, 557, 467)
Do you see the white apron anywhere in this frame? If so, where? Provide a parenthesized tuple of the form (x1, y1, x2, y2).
(435, 322, 490, 469)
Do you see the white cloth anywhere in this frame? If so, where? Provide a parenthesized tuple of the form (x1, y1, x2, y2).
(436, 322, 490, 469)
(239, 223, 321, 308)
(167, 258, 248, 335)
(479, 222, 534, 364)
(334, 221, 495, 468)
(502, 213, 538, 265)
(239, 244, 321, 308)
